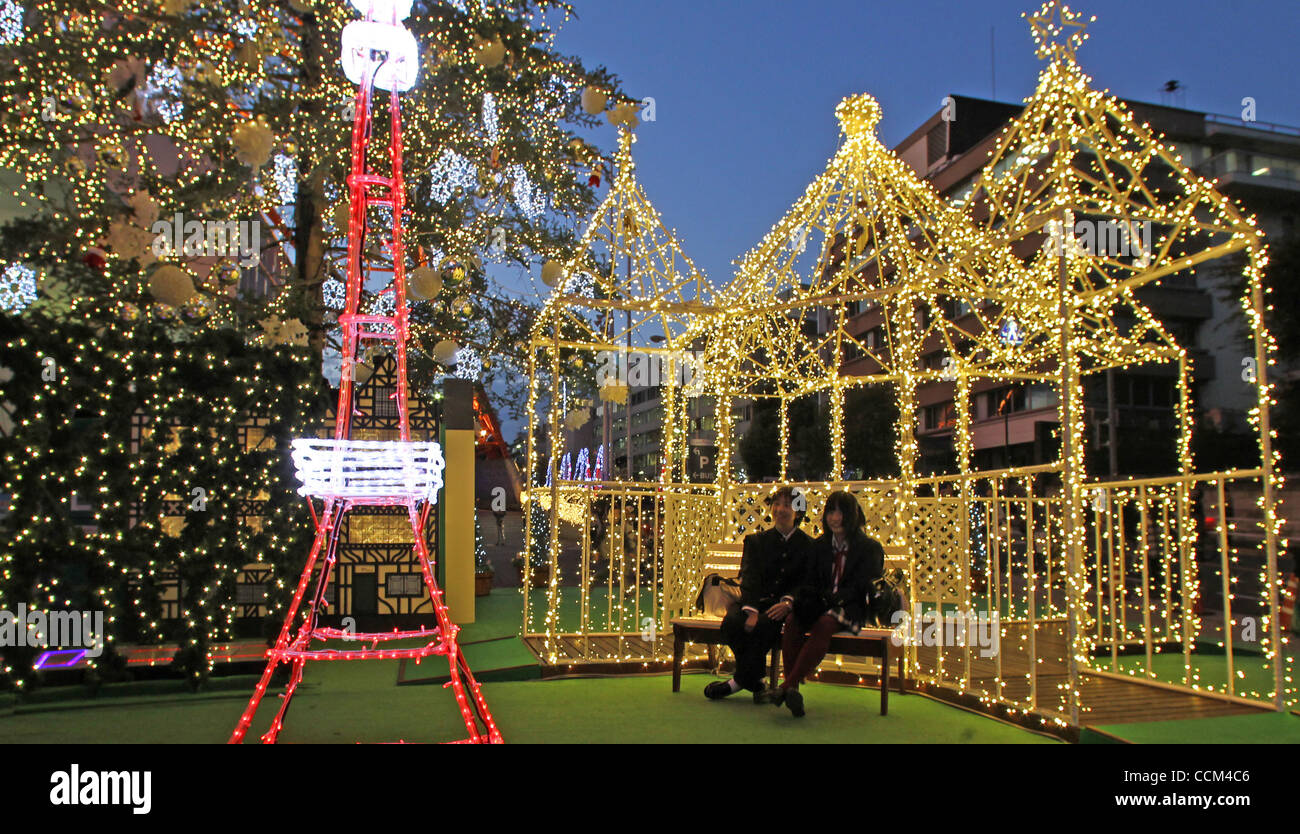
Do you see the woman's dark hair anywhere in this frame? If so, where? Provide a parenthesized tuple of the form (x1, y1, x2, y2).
(822, 491, 865, 538)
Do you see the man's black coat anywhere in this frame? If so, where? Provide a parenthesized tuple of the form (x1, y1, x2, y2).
(737, 526, 813, 612)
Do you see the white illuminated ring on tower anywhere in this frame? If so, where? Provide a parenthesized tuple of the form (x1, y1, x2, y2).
(290, 439, 446, 504)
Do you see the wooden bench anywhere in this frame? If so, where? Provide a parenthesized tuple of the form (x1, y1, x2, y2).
(670, 542, 909, 715)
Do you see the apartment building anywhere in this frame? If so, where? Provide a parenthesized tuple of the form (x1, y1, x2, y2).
(839, 94, 1300, 475)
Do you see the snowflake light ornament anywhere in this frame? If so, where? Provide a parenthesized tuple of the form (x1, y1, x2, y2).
(0, 263, 36, 313)
(508, 164, 546, 220)
(272, 153, 298, 204)
(428, 148, 477, 204)
(322, 277, 346, 310)
(482, 92, 500, 144)
(144, 62, 185, 123)
(453, 345, 482, 380)
(0, 1, 22, 45)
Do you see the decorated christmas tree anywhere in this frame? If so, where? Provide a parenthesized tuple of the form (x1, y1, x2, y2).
(0, 0, 631, 690)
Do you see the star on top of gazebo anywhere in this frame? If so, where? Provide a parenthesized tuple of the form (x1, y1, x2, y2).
(1024, 1, 1095, 63)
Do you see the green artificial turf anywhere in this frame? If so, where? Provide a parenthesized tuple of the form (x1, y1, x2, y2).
(523, 587, 659, 633)
(1087, 711, 1300, 744)
(458, 590, 525, 643)
(0, 662, 1059, 744)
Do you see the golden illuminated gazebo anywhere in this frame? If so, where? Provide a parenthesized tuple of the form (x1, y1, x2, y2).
(524, 1, 1290, 730)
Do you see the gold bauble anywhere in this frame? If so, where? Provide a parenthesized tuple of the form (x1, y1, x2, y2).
(541, 260, 564, 288)
(581, 87, 608, 115)
(475, 38, 506, 68)
(148, 265, 196, 306)
(408, 265, 442, 301)
(433, 340, 460, 363)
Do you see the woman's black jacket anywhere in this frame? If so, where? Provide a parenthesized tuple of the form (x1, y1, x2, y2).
(792, 530, 885, 631)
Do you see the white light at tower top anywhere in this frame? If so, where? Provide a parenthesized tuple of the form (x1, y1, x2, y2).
(341, 0, 420, 94)
(350, 0, 414, 21)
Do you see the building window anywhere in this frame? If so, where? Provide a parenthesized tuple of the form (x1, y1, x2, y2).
(924, 402, 956, 431)
(386, 574, 424, 597)
(375, 386, 397, 417)
(986, 386, 1026, 417)
(236, 584, 267, 605)
(922, 351, 948, 371)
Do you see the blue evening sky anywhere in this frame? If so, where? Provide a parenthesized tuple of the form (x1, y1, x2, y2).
(550, 0, 1299, 285)
(493, 0, 1299, 441)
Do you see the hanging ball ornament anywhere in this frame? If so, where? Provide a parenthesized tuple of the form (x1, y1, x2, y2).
(117, 301, 141, 322)
(183, 295, 215, 321)
(408, 265, 442, 301)
(211, 259, 242, 287)
(581, 86, 608, 115)
(148, 265, 196, 307)
(433, 340, 460, 364)
(541, 260, 563, 288)
(475, 38, 506, 68)
(83, 246, 108, 272)
(231, 118, 274, 168)
(151, 302, 178, 322)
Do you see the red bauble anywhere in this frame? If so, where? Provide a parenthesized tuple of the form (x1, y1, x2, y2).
(83, 246, 108, 272)
(587, 172, 601, 188)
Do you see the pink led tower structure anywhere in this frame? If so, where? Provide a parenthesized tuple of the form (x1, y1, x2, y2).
(229, 0, 501, 744)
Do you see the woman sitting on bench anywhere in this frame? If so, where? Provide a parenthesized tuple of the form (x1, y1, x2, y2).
(767, 490, 884, 717)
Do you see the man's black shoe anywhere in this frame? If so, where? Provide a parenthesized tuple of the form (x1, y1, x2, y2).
(704, 681, 735, 700)
(785, 688, 805, 717)
(754, 688, 776, 704)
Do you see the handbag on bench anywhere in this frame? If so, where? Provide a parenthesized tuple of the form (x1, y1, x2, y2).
(868, 568, 907, 627)
(695, 573, 742, 618)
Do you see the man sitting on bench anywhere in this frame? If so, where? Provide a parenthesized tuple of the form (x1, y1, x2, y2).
(705, 487, 812, 703)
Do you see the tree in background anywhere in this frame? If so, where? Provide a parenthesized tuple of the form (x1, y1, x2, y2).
(842, 386, 899, 479)
(1208, 232, 1300, 474)
(0, 0, 631, 689)
(1256, 232, 1300, 472)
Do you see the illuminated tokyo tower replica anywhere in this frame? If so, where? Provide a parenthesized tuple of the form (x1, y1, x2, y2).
(230, 0, 501, 744)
